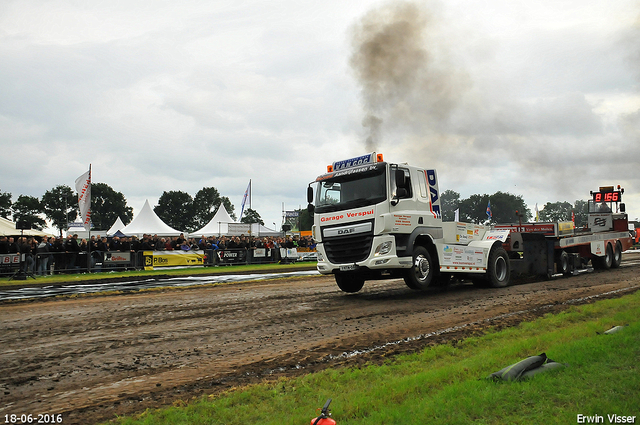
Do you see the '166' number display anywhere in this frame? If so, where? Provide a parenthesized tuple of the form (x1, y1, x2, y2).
(593, 191, 621, 203)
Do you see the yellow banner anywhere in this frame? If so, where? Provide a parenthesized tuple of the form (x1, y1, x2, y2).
(143, 250, 205, 270)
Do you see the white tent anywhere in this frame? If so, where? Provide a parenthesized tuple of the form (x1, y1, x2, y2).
(106, 217, 126, 237)
(0, 217, 53, 237)
(120, 200, 183, 237)
(189, 205, 235, 237)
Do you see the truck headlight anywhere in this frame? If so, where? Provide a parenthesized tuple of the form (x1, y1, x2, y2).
(374, 241, 393, 256)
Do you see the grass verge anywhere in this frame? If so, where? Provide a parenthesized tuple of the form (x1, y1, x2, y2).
(105, 290, 640, 425)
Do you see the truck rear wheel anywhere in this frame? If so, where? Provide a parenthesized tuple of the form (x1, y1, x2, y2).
(487, 246, 510, 288)
(404, 246, 435, 291)
(335, 273, 365, 293)
(612, 241, 622, 268)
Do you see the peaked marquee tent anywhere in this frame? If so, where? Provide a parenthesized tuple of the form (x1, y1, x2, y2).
(120, 200, 182, 238)
(106, 217, 126, 237)
(189, 205, 235, 237)
(189, 205, 280, 237)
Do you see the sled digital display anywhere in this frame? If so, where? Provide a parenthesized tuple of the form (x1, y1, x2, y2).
(592, 190, 621, 203)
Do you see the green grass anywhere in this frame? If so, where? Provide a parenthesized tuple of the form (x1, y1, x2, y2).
(105, 290, 640, 425)
(0, 262, 318, 287)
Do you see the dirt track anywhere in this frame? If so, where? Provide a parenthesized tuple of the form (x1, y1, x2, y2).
(2, 254, 640, 424)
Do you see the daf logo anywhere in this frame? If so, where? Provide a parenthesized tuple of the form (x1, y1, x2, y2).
(337, 228, 356, 235)
(323, 221, 373, 238)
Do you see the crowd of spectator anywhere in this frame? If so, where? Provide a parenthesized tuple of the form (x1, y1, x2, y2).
(0, 232, 316, 276)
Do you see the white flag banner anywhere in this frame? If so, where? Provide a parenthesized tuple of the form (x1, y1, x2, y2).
(240, 179, 251, 220)
(75, 165, 92, 231)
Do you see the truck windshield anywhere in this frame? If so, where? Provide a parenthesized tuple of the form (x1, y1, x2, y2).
(315, 164, 387, 213)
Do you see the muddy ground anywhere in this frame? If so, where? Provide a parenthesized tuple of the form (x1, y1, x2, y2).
(2, 253, 640, 424)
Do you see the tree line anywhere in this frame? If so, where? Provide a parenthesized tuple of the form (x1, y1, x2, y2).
(440, 190, 590, 227)
(292, 190, 591, 231)
(0, 184, 264, 236)
(0, 183, 591, 236)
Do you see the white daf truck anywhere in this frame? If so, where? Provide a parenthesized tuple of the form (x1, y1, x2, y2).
(306, 152, 633, 293)
(306, 152, 511, 293)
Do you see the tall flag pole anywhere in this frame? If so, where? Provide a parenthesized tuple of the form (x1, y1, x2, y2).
(75, 165, 92, 273)
(535, 203, 539, 222)
(240, 179, 251, 221)
(75, 165, 92, 231)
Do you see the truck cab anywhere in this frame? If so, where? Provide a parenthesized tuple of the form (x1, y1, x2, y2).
(307, 153, 509, 293)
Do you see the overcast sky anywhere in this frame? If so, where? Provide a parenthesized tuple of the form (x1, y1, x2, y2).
(1, 0, 639, 232)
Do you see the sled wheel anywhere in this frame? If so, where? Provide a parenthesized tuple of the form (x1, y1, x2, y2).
(487, 246, 510, 288)
(404, 246, 435, 291)
(335, 273, 365, 293)
(601, 243, 613, 270)
(611, 241, 622, 268)
(559, 251, 571, 276)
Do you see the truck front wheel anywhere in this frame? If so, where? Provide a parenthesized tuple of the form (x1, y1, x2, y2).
(335, 273, 365, 293)
(404, 246, 435, 291)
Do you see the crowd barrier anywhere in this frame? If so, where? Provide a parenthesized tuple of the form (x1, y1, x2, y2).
(0, 247, 316, 278)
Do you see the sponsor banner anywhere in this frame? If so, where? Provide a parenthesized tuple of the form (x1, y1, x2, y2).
(143, 250, 206, 270)
(280, 248, 298, 259)
(494, 223, 557, 235)
(74, 166, 92, 231)
(320, 208, 374, 224)
(455, 223, 485, 243)
(332, 152, 376, 171)
(228, 223, 251, 234)
(558, 221, 575, 235)
(103, 251, 131, 264)
(588, 213, 613, 231)
(296, 247, 316, 252)
(441, 245, 486, 267)
(0, 254, 20, 266)
(218, 249, 247, 264)
(483, 229, 510, 242)
(285, 211, 299, 218)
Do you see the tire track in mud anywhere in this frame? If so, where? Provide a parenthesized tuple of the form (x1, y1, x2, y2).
(1, 253, 639, 424)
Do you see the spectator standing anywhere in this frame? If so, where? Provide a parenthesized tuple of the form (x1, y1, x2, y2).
(36, 237, 50, 275)
(0, 236, 9, 254)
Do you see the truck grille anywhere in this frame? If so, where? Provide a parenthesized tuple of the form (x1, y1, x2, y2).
(323, 223, 374, 264)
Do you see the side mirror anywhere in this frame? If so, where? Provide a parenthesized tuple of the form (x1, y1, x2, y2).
(307, 186, 315, 214)
(620, 203, 626, 213)
(307, 186, 314, 204)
